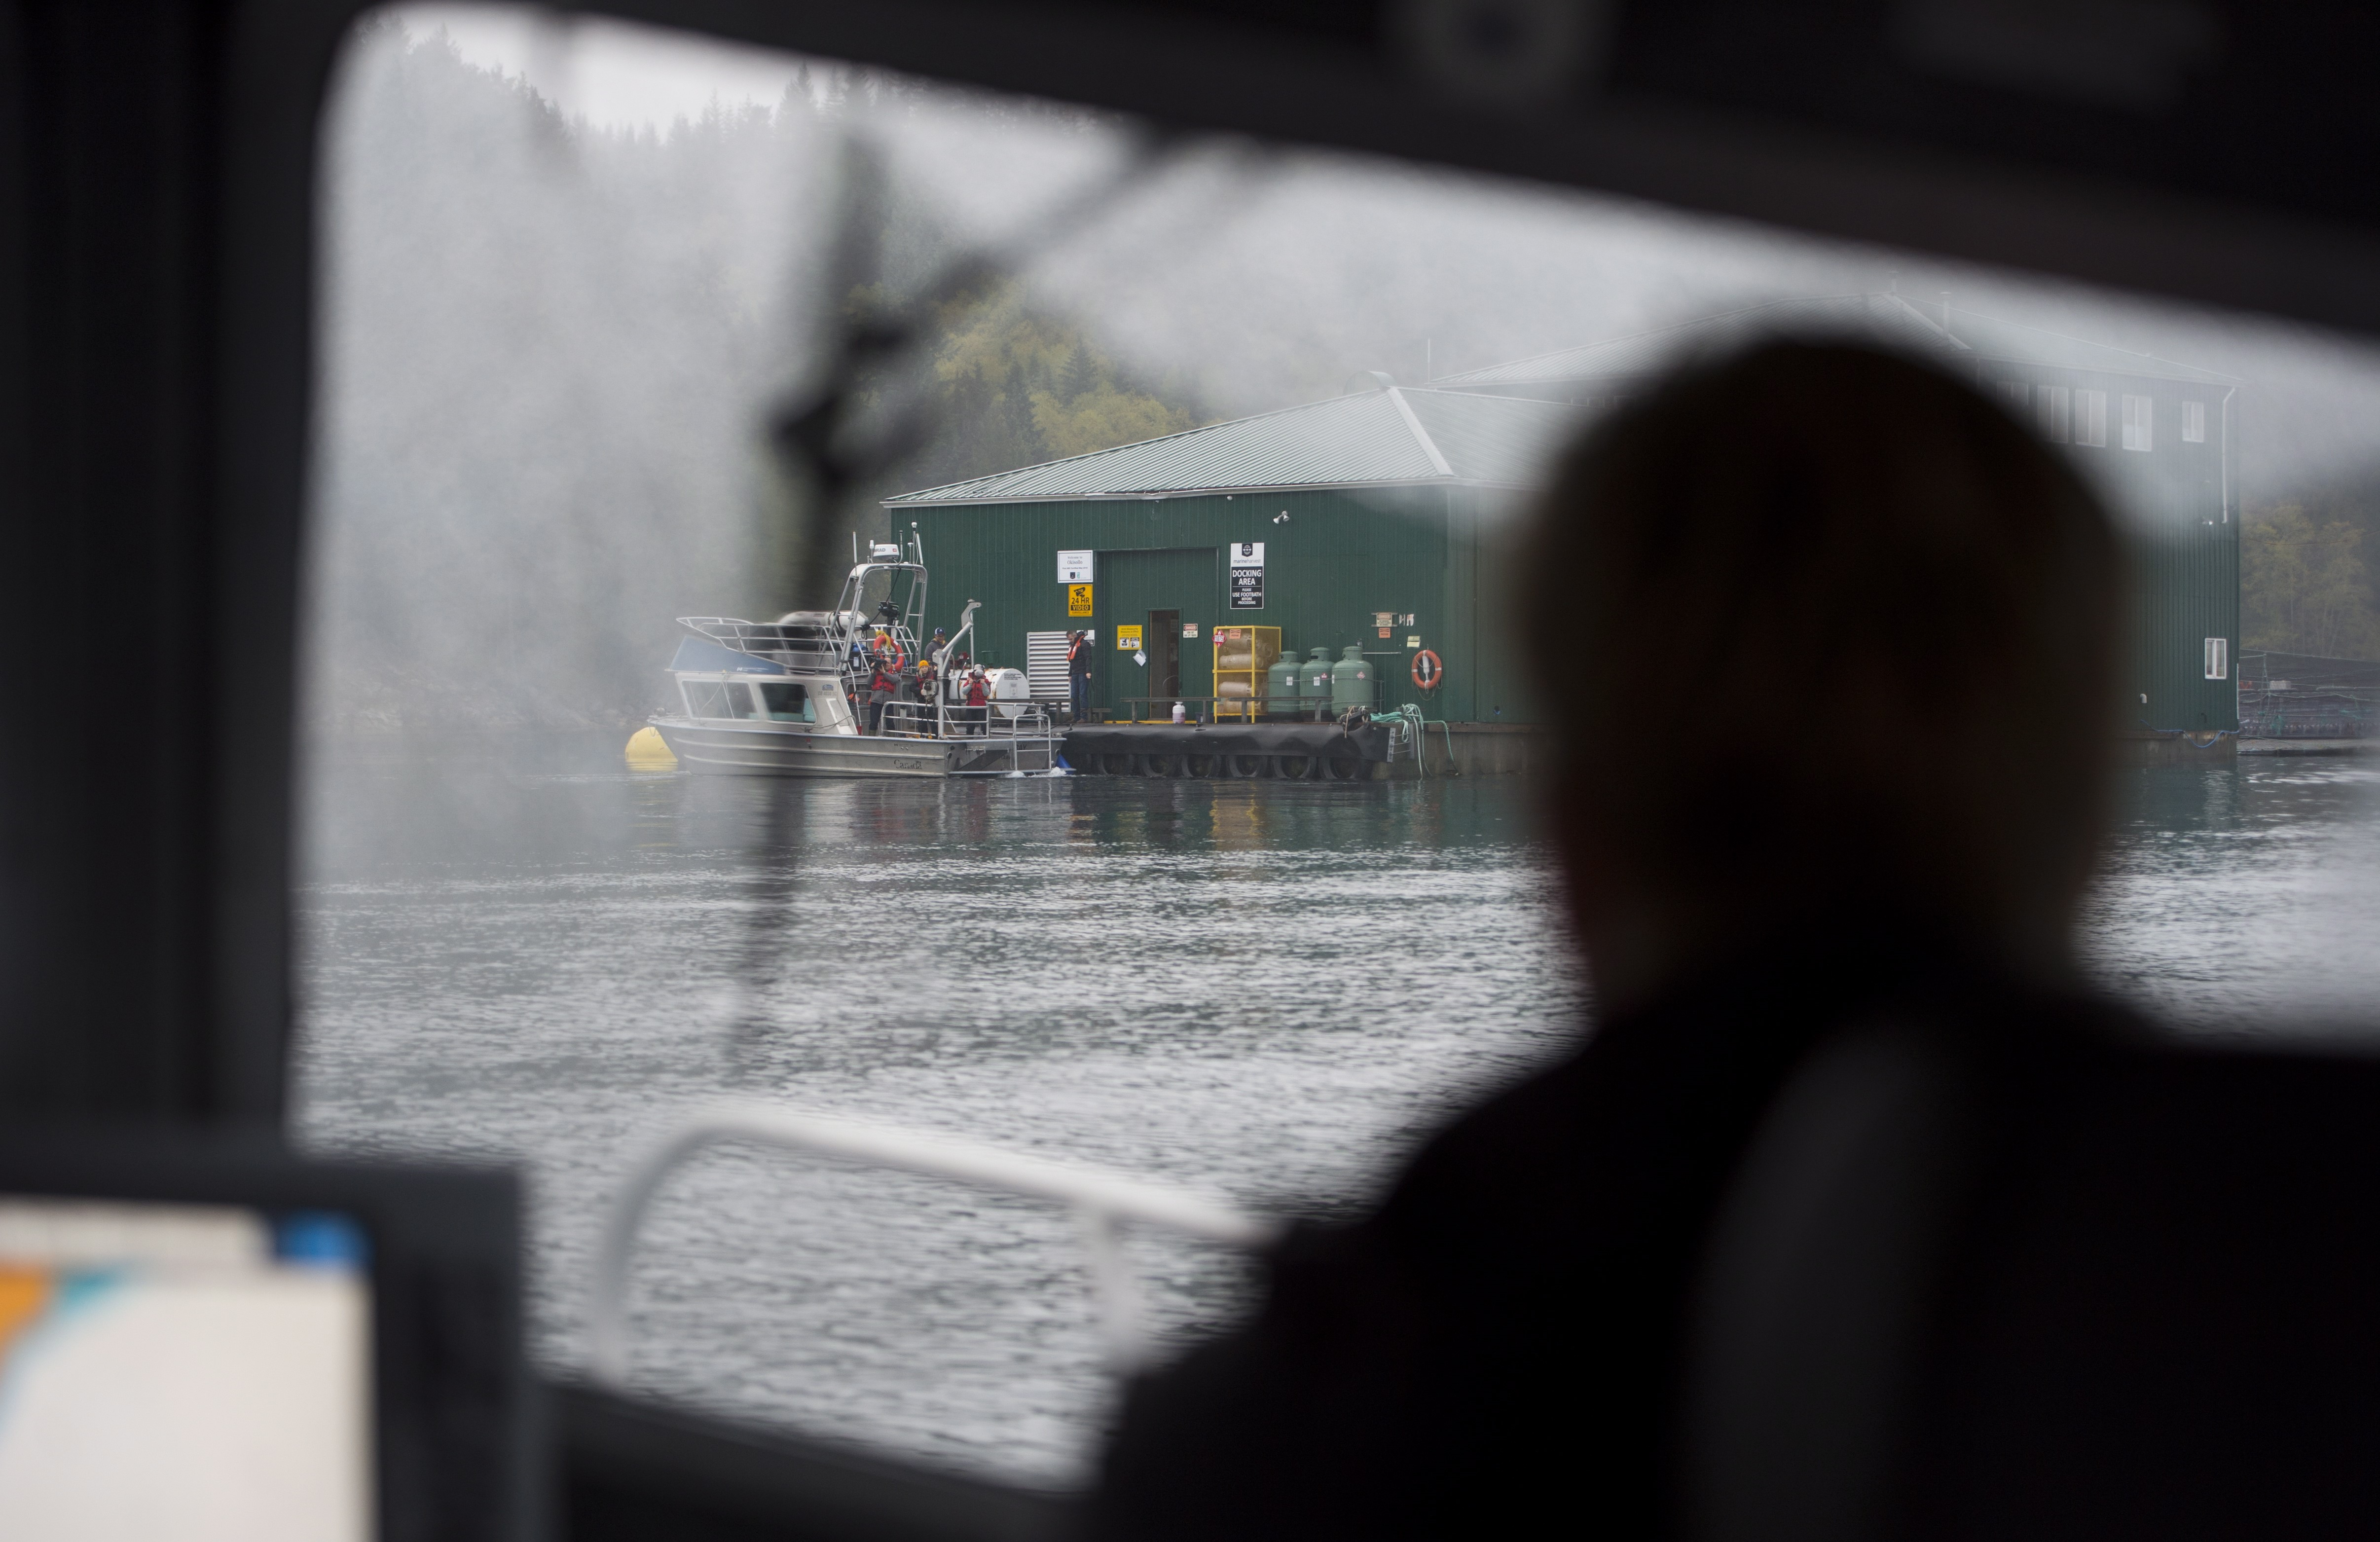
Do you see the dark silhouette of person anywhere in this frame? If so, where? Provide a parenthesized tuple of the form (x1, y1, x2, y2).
(1088, 341, 2130, 1542)
(1068, 629, 1096, 722)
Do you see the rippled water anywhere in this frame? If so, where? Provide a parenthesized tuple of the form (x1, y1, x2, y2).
(293, 735, 2380, 1483)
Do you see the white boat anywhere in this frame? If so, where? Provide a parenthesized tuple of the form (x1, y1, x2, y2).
(648, 535, 1062, 778)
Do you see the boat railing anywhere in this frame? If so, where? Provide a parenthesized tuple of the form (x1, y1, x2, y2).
(878, 698, 1062, 747)
(588, 1101, 1279, 1382)
(680, 617, 844, 670)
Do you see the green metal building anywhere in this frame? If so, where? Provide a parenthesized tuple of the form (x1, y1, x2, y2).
(1432, 294, 2245, 735)
(889, 294, 2243, 737)
(884, 382, 1574, 727)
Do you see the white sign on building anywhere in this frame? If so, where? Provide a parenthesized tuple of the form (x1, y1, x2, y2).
(1229, 541, 1265, 567)
(1057, 550, 1094, 584)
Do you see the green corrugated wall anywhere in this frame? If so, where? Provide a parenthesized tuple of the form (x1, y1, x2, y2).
(2054, 378, 2240, 734)
(895, 485, 1545, 724)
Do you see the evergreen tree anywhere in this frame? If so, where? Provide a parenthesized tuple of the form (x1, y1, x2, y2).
(2243, 502, 2380, 659)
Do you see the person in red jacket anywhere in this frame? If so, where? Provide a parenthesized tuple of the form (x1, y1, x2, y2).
(867, 657, 897, 734)
(962, 666, 990, 736)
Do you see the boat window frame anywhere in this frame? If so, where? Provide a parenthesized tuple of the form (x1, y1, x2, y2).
(757, 681, 816, 724)
(681, 674, 768, 720)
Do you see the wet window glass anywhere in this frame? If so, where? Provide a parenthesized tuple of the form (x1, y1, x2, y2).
(2039, 383, 2071, 442)
(681, 680, 737, 719)
(2123, 393, 2155, 451)
(2076, 387, 2111, 446)
(758, 682, 813, 722)
(297, 2, 2380, 1488)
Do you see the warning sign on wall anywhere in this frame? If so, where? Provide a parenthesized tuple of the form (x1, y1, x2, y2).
(1116, 624, 1142, 651)
(1067, 583, 1093, 616)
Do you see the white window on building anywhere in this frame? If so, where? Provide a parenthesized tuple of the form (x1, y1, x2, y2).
(1997, 380, 2028, 412)
(2182, 399, 2207, 442)
(2074, 388, 2108, 446)
(2121, 393, 2154, 451)
(2037, 384, 2069, 442)
(2204, 637, 2229, 680)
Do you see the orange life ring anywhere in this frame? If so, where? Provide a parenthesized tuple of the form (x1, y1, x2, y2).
(1411, 649, 1443, 691)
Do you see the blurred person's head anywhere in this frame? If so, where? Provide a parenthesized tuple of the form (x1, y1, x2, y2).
(1523, 342, 2122, 1005)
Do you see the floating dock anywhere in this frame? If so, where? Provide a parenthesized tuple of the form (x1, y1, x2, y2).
(1065, 722, 1391, 778)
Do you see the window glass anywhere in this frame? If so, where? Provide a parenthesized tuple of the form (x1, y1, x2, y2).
(2037, 383, 2070, 442)
(298, 4, 2380, 1486)
(682, 680, 736, 718)
(2206, 637, 2230, 679)
(2183, 399, 2207, 442)
(2075, 388, 2110, 446)
(758, 681, 814, 721)
(2122, 393, 2154, 451)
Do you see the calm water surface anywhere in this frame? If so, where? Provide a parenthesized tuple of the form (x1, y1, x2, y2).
(293, 737, 2380, 1482)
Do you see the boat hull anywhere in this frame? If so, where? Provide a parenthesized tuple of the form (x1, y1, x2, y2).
(650, 717, 1059, 777)
(652, 717, 962, 777)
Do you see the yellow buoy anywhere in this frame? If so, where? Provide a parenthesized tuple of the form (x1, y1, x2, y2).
(624, 726, 677, 770)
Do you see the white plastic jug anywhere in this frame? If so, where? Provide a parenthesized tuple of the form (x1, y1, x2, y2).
(1172, 701, 1186, 724)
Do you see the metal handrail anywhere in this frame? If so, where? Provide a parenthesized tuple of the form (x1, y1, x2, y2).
(588, 1101, 1279, 1384)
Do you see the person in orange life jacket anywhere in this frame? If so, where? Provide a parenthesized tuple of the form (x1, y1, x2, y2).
(868, 657, 898, 734)
(1067, 630, 1095, 722)
(963, 666, 990, 736)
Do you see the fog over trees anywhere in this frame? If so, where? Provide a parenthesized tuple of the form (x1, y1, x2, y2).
(312, 22, 1199, 734)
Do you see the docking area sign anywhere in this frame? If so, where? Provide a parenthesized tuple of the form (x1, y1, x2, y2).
(1229, 540, 1265, 610)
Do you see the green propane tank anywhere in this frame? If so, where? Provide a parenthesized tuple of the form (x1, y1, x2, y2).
(1301, 648, 1335, 722)
(1332, 644, 1376, 714)
(1267, 651, 1303, 719)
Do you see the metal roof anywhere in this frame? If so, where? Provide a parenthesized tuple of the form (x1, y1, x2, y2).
(884, 386, 1579, 506)
(1429, 293, 2243, 392)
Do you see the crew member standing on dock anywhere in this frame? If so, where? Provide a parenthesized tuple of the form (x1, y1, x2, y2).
(1068, 630, 1094, 723)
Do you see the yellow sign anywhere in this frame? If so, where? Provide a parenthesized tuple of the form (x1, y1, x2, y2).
(1116, 624, 1142, 651)
(1067, 583, 1093, 617)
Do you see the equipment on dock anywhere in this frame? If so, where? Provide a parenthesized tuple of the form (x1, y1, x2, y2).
(1267, 651, 1303, 720)
(1211, 625, 1280, 719)
(1302, 648, 1335, 720)
(1332, 645, 1377, 713)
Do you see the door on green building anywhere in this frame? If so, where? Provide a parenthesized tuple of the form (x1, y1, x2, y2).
(1099, 547, 1215, 719)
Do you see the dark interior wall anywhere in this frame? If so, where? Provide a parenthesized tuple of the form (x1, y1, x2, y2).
(0, 0, 349, 1123)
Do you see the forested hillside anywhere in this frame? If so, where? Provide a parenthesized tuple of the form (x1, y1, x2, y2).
(2243, 480, 2380, 661)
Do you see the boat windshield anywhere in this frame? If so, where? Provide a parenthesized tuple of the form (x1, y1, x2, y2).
(299, 5, 2380, 1495)
(682, 679, 760, 720)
